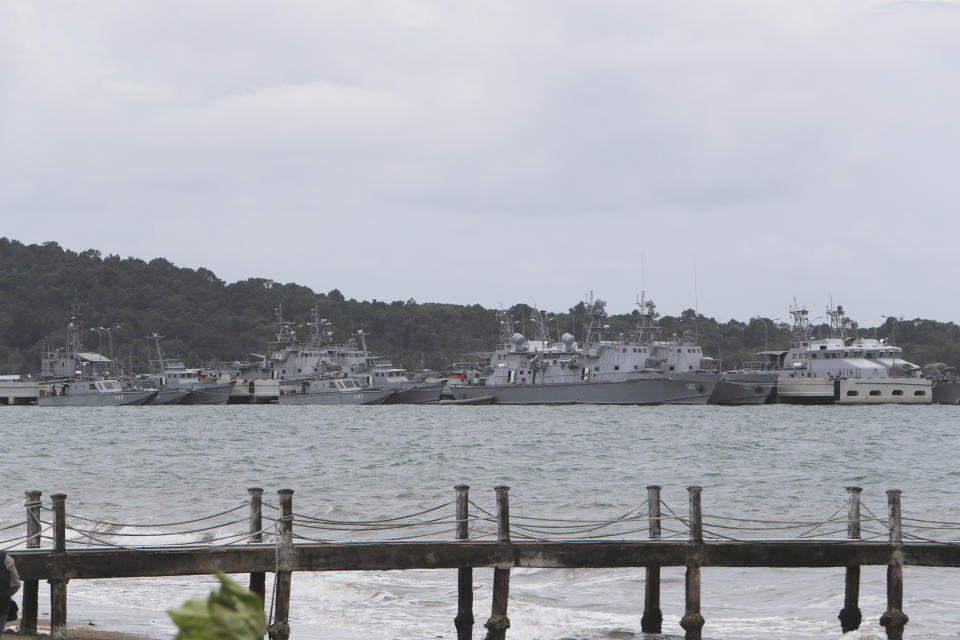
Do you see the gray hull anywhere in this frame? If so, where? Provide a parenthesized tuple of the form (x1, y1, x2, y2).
(180, 382, 236, 406)
(39, 389, 157, 407)
(442, 373, 719, 405)
(710, 372, 778, 405)
(279, 389, 394, 405)
(383, 382, 445, 404)
(148, 389, 191, 405)
(933, 380, 960, 405)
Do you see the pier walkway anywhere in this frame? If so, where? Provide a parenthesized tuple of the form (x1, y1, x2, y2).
(5, 485, 955, 640)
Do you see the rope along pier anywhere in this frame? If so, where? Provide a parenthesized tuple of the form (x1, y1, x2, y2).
(5, 485, 954, 640)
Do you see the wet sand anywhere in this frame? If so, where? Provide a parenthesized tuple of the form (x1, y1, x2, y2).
(10, 621, 150, 639)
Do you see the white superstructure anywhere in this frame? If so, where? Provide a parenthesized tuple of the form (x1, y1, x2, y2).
(776, 303, 931, 404)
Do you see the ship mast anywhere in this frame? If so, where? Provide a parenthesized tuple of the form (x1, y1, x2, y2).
(789, 302, 811, 343)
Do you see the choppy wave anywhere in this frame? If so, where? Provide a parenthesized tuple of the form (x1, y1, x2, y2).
(1, 404, 958, 638)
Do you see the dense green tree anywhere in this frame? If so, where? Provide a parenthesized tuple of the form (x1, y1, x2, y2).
(0, 237, 956, 375)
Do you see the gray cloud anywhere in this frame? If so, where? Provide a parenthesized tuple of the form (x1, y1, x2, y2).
(2, 1, 959, 326)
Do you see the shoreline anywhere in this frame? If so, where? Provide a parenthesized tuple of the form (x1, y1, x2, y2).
(11, 623, 150, 640)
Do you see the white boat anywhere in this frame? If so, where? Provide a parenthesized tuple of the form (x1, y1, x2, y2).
(776, 303, 932, 405)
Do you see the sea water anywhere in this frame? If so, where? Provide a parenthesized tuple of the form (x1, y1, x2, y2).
(2, 404, 959, 639)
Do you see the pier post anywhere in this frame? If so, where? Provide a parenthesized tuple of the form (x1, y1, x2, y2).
(454, 484, 474, 640)
(879, 489, 908, 640)
(248, 487, 266, 604)
(50, 493, 68, 640)
(269, 489, 294, 640)
(839, 486, 863, 632)
(484, 486, 511, 640)
(19, 490, 42, 635)
(680, 486, 705, 640)
(641, 485, 663, 634)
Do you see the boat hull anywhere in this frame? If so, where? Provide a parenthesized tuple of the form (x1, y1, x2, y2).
(228, 379, 280, 404)
(777, 376, 933, 404)
(148, 389, 191, 405)
(442, 373, 719, 405)
(278, 389, 394, 405)
(180, 382, 237, 406)
(39, 389, 157, 407)
(932, 380, 960, 405)
(382, 382, 445, 404)
(710, 372, 778, 405)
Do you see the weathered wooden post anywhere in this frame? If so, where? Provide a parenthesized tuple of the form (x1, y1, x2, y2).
(879, 489, 908, 640)
(269, 489, 294, 640)
(680, 486, 705, 640)
(839, 486, 863, 632)
(248, 487, 266, 603)
(50, 493, 68, 640)
(641, 485, 663, 634)
(484, 486, 511, 640)
(19, 490, 42, 635)
(454, 484, 474, 640)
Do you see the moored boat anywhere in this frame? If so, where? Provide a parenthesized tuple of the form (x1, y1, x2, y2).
(442, 295, 719, 405)
(0, 375, 40, 406)
(39, 379, 156, 406)
(278, 377, 394, 405)
(923, 363, 960, 405)
(146, 334, 236, 405)
(776, 303, 932, 405)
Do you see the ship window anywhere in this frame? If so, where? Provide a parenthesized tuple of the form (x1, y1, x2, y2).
(614, 366, 620, 371)
(812, 354, 818, 359)
(915, 390, 926, 396)
(892, 390, 903, 396)
(820, 345, 826, 350)
(869, 390, 881, 396)
(846, 390, 858, 396)
(89, 383, 96, 390)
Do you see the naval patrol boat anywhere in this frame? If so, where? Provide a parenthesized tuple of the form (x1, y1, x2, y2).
(443, 295, 719, 405)
(776, 303, 932, 404)
(922, 363, 960, 404)
(39, 317, 156, 406)
(146, 334, 236, 405)
(244, 306, 441, 403)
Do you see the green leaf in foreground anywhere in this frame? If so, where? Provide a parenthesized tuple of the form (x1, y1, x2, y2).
(168, 572, 268, 639)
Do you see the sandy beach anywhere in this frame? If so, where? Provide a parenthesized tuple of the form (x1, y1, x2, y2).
(10, 621, 150, 639)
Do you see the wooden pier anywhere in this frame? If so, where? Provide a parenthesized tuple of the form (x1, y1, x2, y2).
(7, 485, 954, 639)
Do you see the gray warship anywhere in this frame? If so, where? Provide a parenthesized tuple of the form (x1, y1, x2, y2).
(39, 318, 156, 406)
(243, 306, 441, 403)
(278, 377, 394, 405)
(443, 295, 719, 405)
(710, 349, 781, 405)
(922, 363, 960, 404)
(146, 334, 236, 405)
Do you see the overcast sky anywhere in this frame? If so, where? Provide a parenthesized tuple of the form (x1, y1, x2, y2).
(2, 1, 959, 325)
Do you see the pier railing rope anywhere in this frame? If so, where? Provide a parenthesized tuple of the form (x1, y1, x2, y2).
(11, 485, 960, 640)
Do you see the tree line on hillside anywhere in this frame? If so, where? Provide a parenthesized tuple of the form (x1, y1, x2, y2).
(2, 237, 959, 376)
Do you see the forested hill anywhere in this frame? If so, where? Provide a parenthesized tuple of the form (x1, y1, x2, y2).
(2, 237, 959, 375)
